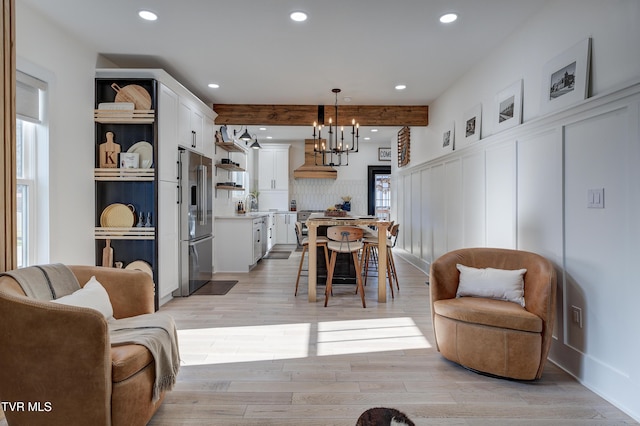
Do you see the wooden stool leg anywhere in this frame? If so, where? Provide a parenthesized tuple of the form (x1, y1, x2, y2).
(386, 253, 395, 299)
(362, 244, 370, 286)
(323, 244, 330, 272)
(295, 245, 307, 296)
(352, 251, 366, 308)
(388, 247, 399, 291)
(324, 251, 338, 307)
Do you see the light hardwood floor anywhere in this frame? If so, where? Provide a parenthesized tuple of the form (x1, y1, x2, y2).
(149, 247, 637, 426)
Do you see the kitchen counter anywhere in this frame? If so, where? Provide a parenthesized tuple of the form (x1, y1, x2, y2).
(215, 215, 269, 272)
(215, 212, 270, 220)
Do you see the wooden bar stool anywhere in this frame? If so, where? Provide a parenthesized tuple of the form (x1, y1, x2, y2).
(325, 226, 366, 308)
(295, 221, 330, 296)
(362, 223, 400, 296)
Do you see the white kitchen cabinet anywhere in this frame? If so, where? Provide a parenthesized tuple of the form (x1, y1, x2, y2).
(158, 83, 179, 182)
(266, 213, 276, 251)
(203, 114, 215, 159)
(179, 97, 204, 154)
(258, 144, 290, 211)
(158, 180, 180, 301)
(275, 212, 297, 244)
(215, 216, 267, 272)
(258, 145, 290, 191)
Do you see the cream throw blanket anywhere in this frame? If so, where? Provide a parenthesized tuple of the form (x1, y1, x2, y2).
(109, 313, 181, 402)
(0, 263, 80, 300)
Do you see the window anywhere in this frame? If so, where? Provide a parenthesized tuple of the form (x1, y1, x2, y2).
(367, 166, 391, 221)
(15, 70, 47, 267)
(16, 120, 36, 267)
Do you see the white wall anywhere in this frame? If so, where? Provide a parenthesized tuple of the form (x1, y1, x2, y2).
(393, 0, 640, 420)
(16, 2, 98, 264)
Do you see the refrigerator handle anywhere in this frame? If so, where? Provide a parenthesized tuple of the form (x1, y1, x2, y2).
(199, 165, 208, 225)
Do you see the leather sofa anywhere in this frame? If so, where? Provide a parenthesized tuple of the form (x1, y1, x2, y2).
(0, 265, 167, 425)
(429, 248, 557, 380)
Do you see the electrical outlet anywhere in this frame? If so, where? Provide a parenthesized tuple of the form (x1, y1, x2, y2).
(571, 305, 583, 328)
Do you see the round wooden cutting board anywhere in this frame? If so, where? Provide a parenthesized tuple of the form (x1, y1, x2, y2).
(111, 83, 152, 110)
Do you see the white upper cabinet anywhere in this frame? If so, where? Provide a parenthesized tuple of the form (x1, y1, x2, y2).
(178, 97, 204, 154)
(258, 145, 290, 191)
(158, 83, 179, 182)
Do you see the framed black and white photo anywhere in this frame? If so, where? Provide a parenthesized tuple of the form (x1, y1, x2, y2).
(495, 79, 523, 133)
(463, 104, 482, 143)
(378, 147, 391, 161)
(540, 37, 591, 114)
(442, 121, 455, 152)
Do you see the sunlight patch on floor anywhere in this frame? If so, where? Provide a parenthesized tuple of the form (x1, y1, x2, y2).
(177, 317, 431, 366)
(317, 317, 432, 356)
(178, 323, 311, 366)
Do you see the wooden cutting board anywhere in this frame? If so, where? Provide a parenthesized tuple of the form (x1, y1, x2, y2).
(111, 83, 152, 110)
(102, 239, 113, 267)
(99, 131, 121, 168)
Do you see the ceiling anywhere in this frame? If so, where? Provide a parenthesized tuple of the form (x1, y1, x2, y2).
(20, 0, 545, 144)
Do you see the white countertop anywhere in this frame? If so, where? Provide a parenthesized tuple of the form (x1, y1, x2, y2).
(215, 212, 270, 220)
(216, 210, 296, 220)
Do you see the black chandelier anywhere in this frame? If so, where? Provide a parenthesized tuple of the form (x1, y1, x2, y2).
(313, 88, 359, 166)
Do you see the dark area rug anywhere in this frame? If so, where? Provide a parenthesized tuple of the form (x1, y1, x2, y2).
(192, 280, 238, 295)
(262, 251, 291, 259)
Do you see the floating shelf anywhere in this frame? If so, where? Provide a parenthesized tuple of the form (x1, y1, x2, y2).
(215, 185, 245, 191)
(95, 227, 156, 240)
(215, 163, 245, 172)
(94, 109, 155, 123)
(215, 141, 246, 153)
(94, 168, 155, 181)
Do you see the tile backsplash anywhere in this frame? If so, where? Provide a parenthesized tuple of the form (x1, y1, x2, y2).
(291, 178, 367, 214)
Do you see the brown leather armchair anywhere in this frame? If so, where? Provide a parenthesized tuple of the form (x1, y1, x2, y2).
(429, 248, 556, 380)
(0, 265, 166, 425)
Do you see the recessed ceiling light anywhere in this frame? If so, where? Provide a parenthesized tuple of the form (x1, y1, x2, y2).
(259, 127, 267, 131)
(290, 11, 308, 22)
(395, 84, 407, 90)
(208, 83, 219, 89)
(343, 96, 352, 103)
(364, 137, 371, 141)
(371, 129, 379, 132)
(439, 13, 458, 24)
(266, 136, 273, 139)
(138, 10, 158, 21)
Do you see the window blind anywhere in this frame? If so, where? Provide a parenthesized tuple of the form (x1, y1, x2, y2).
(16, 70, 46, 123)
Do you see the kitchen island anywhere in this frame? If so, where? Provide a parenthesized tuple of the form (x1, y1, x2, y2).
(214, 213, 270, 272)
(306, 213, 390, 303)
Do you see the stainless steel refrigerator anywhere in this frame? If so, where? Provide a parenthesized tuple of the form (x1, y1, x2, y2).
(175, 148, 213, 296)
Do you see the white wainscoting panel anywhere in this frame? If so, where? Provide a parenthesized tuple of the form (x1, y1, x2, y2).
(485, 142, 517, 248)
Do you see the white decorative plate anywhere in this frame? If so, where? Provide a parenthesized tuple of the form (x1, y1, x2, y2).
(128, 141, 153, 168)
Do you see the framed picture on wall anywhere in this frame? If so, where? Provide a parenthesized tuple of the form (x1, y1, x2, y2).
(463, 104, 482, 144)
(378, 147, 392, 161)
(540, 37, 591, 114)
(495, 79, 523, 133)
(442, 121, 455, 152)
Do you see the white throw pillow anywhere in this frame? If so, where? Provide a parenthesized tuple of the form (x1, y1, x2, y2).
(456, 264, 526, 307)
(52, 276, 114, 320)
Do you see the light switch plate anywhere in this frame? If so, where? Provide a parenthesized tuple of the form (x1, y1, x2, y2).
(587, 188, 604, 209)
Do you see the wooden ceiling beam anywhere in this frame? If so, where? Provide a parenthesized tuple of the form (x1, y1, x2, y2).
(213, 104, 428, 127)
